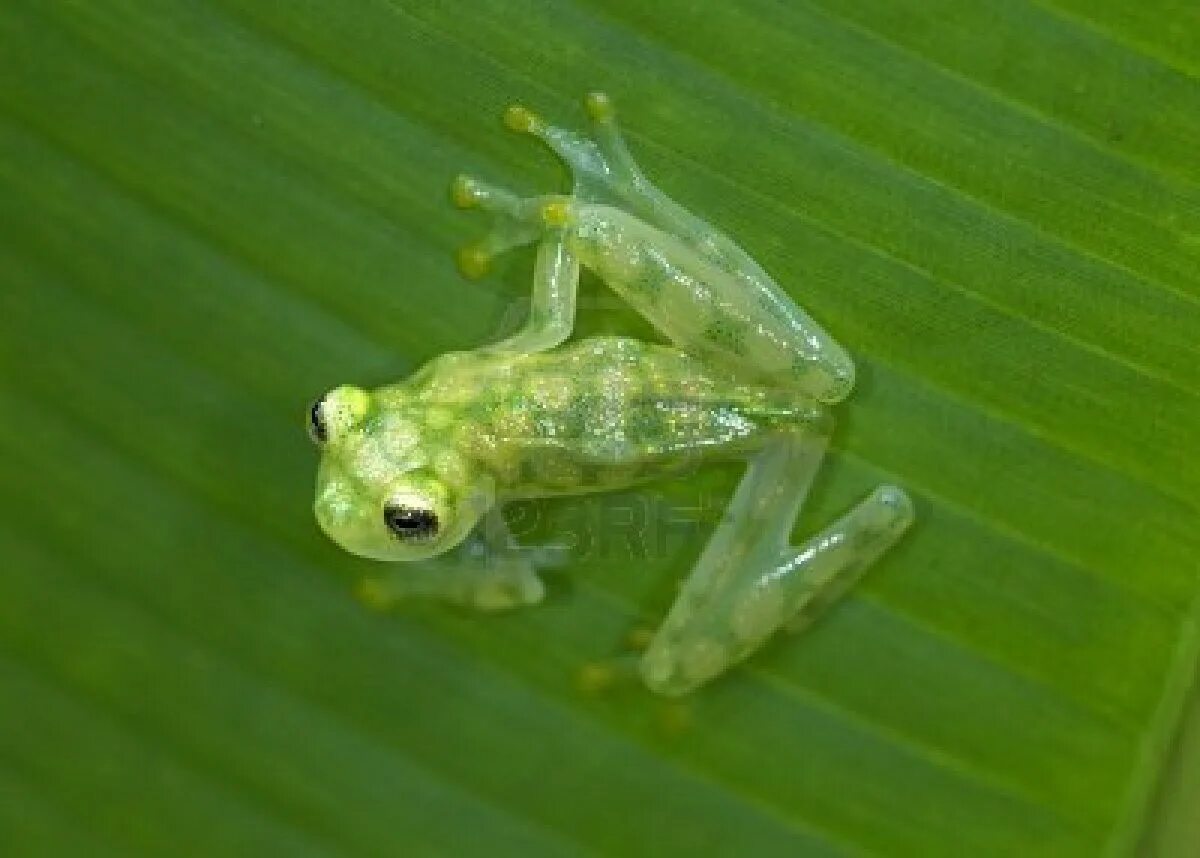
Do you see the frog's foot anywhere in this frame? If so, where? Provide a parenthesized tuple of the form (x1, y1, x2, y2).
(576, 654, 640, 695)
(576, 653, 693, 734)
(450, 173, 573, 279)
(502, 92, 644, 205)
(640, 485, 915, 696)
(357, 557, 545, 613)
(572, 621, 656, 693)
(575, 623, 653, 693)
(450, 174, 540, 279)
(356, 534, 564, 614)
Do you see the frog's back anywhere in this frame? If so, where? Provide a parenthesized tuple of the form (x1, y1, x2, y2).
(412, 336, 825, 497)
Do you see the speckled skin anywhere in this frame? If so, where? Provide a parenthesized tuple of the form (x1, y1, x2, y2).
(392, 337, 825, 497)
(563, 204, 855, 402)
(310, 94, 913, 695)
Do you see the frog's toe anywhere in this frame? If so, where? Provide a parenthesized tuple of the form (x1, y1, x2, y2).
(450, 173, 484, 209)
(639, 634, 736, 697)
(502, 103, 546, 135)
(450, 173, 520, 215)
(583, 90, 616, 124)
(655, 700, 693, 737)
(452, 213, 542, 280)
(355, 577, 395, 611)
(624, 625, 655, 651)
(498, 99, 615, 193)
(575, 654, 639, 695)
(582, 92, 639, 180)
(455, 242, 493, 280)
(470, 566, 545, 611)
(577, 660, 621, 695)
(450, 173, 566, 278)
(513, 565, 548, 604)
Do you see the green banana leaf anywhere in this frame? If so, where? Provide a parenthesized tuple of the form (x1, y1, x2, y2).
(2, 2, 1198, 856)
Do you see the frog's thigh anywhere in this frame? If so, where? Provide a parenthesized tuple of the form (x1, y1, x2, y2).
(639, 435, 914, 696)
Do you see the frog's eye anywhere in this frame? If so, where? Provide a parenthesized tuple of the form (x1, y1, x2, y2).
(308, 397, 329, 445)
(383, 499, 440, 542)
(307, 385, 370, 446)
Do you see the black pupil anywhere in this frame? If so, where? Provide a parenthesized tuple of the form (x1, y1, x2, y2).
(384, 505, 439, 540)
(308, 398, 327, 444)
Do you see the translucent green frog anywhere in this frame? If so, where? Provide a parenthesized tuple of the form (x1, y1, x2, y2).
(309, 93, 914, 696)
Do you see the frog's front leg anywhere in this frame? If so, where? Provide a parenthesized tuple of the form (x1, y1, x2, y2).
(451, 176, 580, 356)
(640, 431, 914, 696)
(356, 506, 563, 612)
(479, 234, 579, 357)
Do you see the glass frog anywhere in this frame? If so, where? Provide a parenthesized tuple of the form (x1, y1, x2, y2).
(309, 93, 914, 696)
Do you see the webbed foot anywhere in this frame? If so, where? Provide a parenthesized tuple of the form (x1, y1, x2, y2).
(575, 649, 693, 735)
(449, 173, 550, 279)
(450, 92, 646, 278)
(357, 529, 569, 613)
(502, 92, 644, 205)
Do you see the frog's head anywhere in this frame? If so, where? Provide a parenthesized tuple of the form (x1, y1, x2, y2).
(307, 384, 492, 561)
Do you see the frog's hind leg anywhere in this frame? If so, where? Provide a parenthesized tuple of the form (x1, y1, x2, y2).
(506, 95, 856, 402)
(502, 95, 641, 206)
(505, 93, 767, 275)
(506, 92, 703, 228)
(639, 431, 914, 696)
(504, 93, 715, 244)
